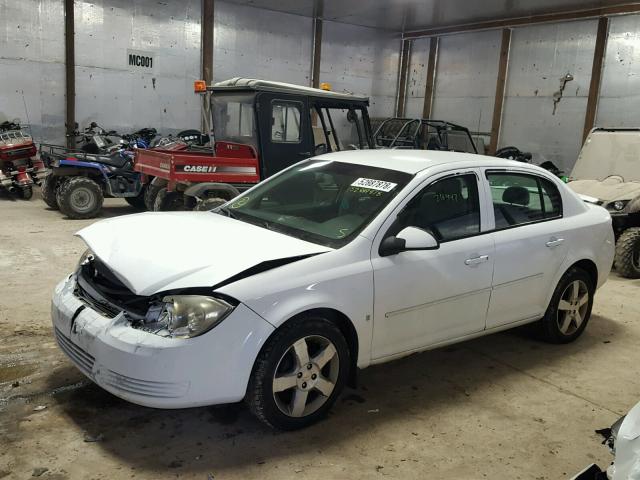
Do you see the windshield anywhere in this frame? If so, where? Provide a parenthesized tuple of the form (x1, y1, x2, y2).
(211, 93, 257, 148)
(219, 160, 412, 248)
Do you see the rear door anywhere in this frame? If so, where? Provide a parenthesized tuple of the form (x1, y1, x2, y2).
(256, 93, 314, 178)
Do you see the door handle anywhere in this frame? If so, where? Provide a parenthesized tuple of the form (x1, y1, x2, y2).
(545, 238, 565, 248)
(464, 255, 489, 266)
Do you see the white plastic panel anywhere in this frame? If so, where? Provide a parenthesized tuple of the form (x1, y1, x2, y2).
(500, 20, 598, 172)
(431, 30, 501, 132)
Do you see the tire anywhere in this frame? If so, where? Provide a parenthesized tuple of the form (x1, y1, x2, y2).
(153, 187, 184, 211)
(41, 174, 59, 209)
(143, 183, 162, 211)
(56, 176, 104, 219)
(194, 197, 227, 211)
(20, 185, 33, 200)
(125, 189, 147, 210)
(614, 228, 640, 279)
(246, 316, 350, 430)
(537, 267, 594, 344)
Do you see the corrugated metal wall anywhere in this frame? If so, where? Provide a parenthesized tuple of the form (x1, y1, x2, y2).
(499, 20, 597, 172)
(432, 30, 501, 133)
(597, 14, 640, 128)
(74, 0, 202, 135)
(0, 0, 65, 144)
(320, 21, 400, 119)
(214, 2, 312, 85)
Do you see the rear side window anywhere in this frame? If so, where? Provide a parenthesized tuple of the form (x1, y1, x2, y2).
(271, 101, 301, 143)
(487, 172, 562, 229)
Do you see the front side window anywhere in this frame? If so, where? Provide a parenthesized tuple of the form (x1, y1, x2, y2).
(487, 172, 563, 229)
(392, 174, 481, 242)
(271, 101, 301, 143)
(211, 93, 256, 147)
(219, 160, 412, 248)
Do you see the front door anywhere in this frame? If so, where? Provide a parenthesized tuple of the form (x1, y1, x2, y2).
(371, 171, 495, 360)
(256, 93, 314, 178)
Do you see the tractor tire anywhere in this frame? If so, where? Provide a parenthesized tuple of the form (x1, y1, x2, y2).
(153, 187, 184, 211)
(56, 177, 104, 219)
(20, 185, 33, 200)
(144, 183, 163, 211)
(615, 228, 640, 279)
(194, 197, 227, 211)
(41, 174, 59, 209)
(125, 188, 147, 210)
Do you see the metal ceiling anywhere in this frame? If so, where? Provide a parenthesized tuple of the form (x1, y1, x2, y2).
(222, 0, 640, 32)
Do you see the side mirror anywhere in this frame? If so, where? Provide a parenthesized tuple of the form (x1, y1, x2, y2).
(379, 226, 439, 257)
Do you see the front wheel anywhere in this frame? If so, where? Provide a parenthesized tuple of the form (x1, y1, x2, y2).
(246, 316, 350, 430)
(41, 174, 59, 209)
(153, 187, 184, 211)
(614, 228, 640, 279)
(56, 177, 104, 219)
(20, 185, 33, 200)
(537, 267, 594, 344)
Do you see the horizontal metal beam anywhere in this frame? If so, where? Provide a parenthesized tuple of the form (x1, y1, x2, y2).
(404, 3, 640, 39)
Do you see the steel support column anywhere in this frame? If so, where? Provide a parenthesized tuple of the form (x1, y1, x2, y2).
(64, 0, 75, 149)
(489, 29, 511, 155)
(202, 0, 214, 85)
(583, 17, 609, 142)
(422, 37, 439, 119)
(396, 39, 412, 117)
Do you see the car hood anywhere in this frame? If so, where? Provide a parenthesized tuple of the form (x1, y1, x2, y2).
(568, 178, 640, 203)
(76, 212, 331, 296)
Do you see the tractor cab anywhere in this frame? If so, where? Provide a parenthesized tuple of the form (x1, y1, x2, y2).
(208, 78, 374, 178)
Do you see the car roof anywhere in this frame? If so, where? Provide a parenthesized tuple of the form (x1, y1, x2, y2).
(210, 78, 369, 102)
(313, 149, 526, 174)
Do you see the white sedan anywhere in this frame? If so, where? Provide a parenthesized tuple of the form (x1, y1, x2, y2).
(51, 150, 614, 429)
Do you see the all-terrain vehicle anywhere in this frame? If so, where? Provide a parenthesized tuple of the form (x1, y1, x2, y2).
(372, 117, 478, 153)
(39, 124, 150, 218)
(135, 78, 374, 211)
(0, 121, 46, 199)
(568, 128, 640, 278)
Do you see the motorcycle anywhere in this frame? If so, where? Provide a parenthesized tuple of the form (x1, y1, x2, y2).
(39, 122, 156, 219)
(0, 120, 46, 199)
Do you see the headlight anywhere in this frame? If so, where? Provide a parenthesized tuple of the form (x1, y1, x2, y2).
(145, 295, 234, 339)
(76, 249, 94, 270)
(607, 200, 629, 212)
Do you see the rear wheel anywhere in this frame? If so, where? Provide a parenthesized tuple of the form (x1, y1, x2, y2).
(41, 174, 59, 209)
(246, 316, 349, 430)
(537, 267, 594, 344)
(153, 187, 184, 211)
(143, 183, 162, 211)
(56, 176, 104, 219)
(614, 228, 640, 279)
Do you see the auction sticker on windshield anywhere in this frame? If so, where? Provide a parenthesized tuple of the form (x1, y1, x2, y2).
(351, 178, 397, 192)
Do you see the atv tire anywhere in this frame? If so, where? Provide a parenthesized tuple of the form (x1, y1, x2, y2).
(615, 228, 640, 279)
(41, 174, 59, 209)
(144, 183, 162, 211)
(56, 177, 104, 219)
(125, 188, 147, 210)
(194, 197, 227, 211)
(153, 187, 184, 211)
(20, 185, 33, 200)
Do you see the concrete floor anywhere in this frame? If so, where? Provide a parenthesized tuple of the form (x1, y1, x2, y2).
(1, 191, 639, 480)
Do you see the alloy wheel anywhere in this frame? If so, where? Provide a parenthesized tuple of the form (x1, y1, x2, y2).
(70, 187, 96, 213)
(557, 279, 590, 335)
(272, 335, 339, 418)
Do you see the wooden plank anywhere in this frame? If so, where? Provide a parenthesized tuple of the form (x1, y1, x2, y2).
(489, 29, 512, 155)
(64, 0, 75, 149)
(583, 17, 609, 143)
(422, 37, 439, 119)
(404, 4, 640, 39)
(311, 17, 323, 89)
(202, 0, 214, 85)
(395, 39, 411, 117)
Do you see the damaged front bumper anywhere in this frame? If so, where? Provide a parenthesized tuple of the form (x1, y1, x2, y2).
(51, 275, 274, 408)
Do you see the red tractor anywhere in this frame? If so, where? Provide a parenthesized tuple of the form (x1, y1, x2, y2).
(135, 78, 374, 211)
(0, 121, 46, 199)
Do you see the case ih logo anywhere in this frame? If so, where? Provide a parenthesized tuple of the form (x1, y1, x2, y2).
(179, 165, 217, 173)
